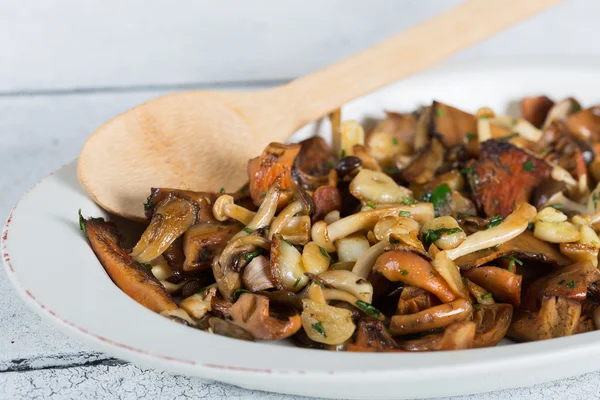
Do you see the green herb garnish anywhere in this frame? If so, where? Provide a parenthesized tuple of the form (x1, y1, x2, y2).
(499, 133, 519, 141)
(571, 102, 582, 114)
(465, 132, 476, 142)
(293, 277, 301, 288)
(279, 235, 294, 247)
(141, 263, 153, 270)
(219, 187, 225, 194)
(566, 280, 575, 288)
(400, 269, 409, 276)
(421, 227, 463, 247)
(481, 292, 493, 299)
(401, 197, 418, 205)
(423, 183, 452, 215)
(460, 167, 474, 175)
(523, 159, 535, 171)
(473, 303, 480, 311)
(243, 227, 253, 234)
(244, 250, 263, 262)
(528, 222, 535, 230)
(341, 149, 346, 158)
(392, 137, 398, 146)
(462, 276, 468, 287)
(551, 204, 563, 210)
(503, 255, 523, 273)
(399, 211, 411, 218)
(539, 147, 550, 156)
(78, 209, 87, 237)
(366, 201, 376, 209)
(487, 215, 503, 229)
(386, 167, 400, 175)
(493, 199, 500, 206)
(327, 161, 334, 169)
(312, 321, 327, 337)
(356, 300, 382, 318)
(436, 107, 444, 117)
(143, 198, 153, 212)
(233, 289, 249, 301)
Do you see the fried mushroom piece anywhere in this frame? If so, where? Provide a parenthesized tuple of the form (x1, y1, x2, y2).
(182, 223, 242, 272)
(82, 216, 177, 313)
(312, 186, 342, 223)
(521, 95, 554, 128)
(473, 303, 513, 348)
(462, 266, 522, 307)
(389, 299, 473, 336)
(403, 138, 445, 184)
(429, 101, 477, 148)
(467, 140, 551, 217)
(228, 293, 302, 340)
(248, 142, 301, 207)
(397, 321, 476, 351)
(293, 137, 336, 191)
(346, 318, 402, 352)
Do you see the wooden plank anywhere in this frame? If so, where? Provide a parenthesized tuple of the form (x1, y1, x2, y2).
(2, 0, 596, 92)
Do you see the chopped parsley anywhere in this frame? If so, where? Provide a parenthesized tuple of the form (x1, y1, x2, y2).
(233, 289, 249, 301)
(465, 132, 476, 142)
(539, 147, 550, 156)
(244, 250, 263, 262)
(503, 256, 523, 273)
(259, 193, 267, 198)
(462, 276, 468, 287)
(551, 204, 563, 210)
(386, 167, 400, 175)
(355, 300, 382, 318)
(341, 149, 346, 158)
(421, 227, 463, 247)
(571, 102, 582, 114)
(523, 159, 535, 171)
(141, 263, 153, 270)
(401, 196, 418, 205)
(319, 246, 331, 260)
(143, 198, 153, 212)
(366, 201, 377, 209)
(473, 303, 480, 311)
(78, 209, 87, 237)
(460, 167, 474, 175)
(493, 199, 500, 206)
(400, 269, 409, 276)
(219, 187, 225, 194)
(422, 183, 452, 215)
(326, 161, 334, 169)
(566, 280, 575, 288)
(528, 222, 535, 231)
(293, 277, 301, 288)
(399, 211, 411, 218)
(312, 321, 327, 337)
(436, 107, 444, 117)
(499, 133, 519, 141)
(479, 114, 490, 119)
(481, 292, 493, 299)
(392, 137, 399, 146)
(243, 227, 253, 234)
(280, 236, 294, 247)
(487, 215, 503, 229)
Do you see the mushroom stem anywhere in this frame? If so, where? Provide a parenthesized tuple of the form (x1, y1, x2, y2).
(233, 180, 280, 240)
(213, 195, 255, 224)
(390, 298, 473, 335)
(269, 201, 304, 239)
(352, 240, 390, 279)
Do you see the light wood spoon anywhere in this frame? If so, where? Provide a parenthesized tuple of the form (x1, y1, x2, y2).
(78, 0, 560, 221)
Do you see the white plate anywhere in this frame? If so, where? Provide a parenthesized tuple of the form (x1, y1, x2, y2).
(5, 61, 600, 400)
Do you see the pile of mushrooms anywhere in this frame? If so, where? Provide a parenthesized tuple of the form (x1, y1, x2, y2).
(80, 94, 600, 351)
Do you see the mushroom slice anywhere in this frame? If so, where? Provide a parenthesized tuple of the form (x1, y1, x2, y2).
(269, 186, 314, 240)
(312, 186, 342, 224)
(145, 188, 255, 222)
(352, 144, 381, 172)
(301, 299, 356, 345)
(366, 111, 415, 167)
(467, 140, 550, 217)
(403, 138, 445, 184)
(508, 296, 581, 342)
(560, 243, 599, 267)
(293, 136, 335, 191)
(346, 318, 402, 352)
(242, 255, 275, 292)
(462, 266, 522, 307)
(373, 250, 457, 303)
(279, 215, 312, 245)
(335, 233, 371, 263)
(130, 195, 200, 263)
(318, 270, 373, 304)
(352, 240, 390, 279)
(530, 261, 600, 304)
(565, 106, 600, 142)
(430, 247, 470, 300)
(454, 230, 571, 270)
(349, 169, 412, 204)
(301, 242, 331, 275)
(228, 293, 301, 340)
(521, 95, 555, 128)
(542, 97, 582, 129)
(429, 101, 477, 149)
(397, 286, 439, 315)
(270, 235, 309, 292)
(180, 285, 218, 319)
(445, 203, 537, 261)
(398, 321, 476, 351)
(247, 142, 300, 207)
(82, 217, 177, 313)
(182, 223, 241, 272)
(208, 317, 255, 341)
(473, 303, 513, 348)
(390, 299, 473, 336)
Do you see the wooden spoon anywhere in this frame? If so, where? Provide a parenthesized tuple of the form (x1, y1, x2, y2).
(78, 0, 560, 221)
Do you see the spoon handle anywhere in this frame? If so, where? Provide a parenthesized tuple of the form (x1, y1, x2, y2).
(282, 0, 560, 128)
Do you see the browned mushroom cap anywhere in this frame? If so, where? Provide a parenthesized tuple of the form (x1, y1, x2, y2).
(521, 96, 555, 128)
(462, 266, 522, 307)
(397, 286, 439, 315)
(429, 101, 477, 148)
(130, 195, 200, 263)
(312, 186, 342, 223)
(293, 136, 336, 191)
(228, 293, 302, 340)
(207, 317, 254, 341)
(182, 223, 242, 272)
(346, 318, 403, 353)
(542, 97, 582, 129)
(248, 142, 301, 207)
(389, 298, 473, 336)
(522, 261, 600, 310)
(472, 303, 513, 348)
(145, 188, 255, 221)
(454, 230, 571, 270)
(269, 186, 314, 240)
(82, 216, 177, 313)
(403, 138, 445, 184)
(397, 320, 476, 351)
(373, 250, 457, 303)
(508, 296, 581, 342)
(565, 106, 600, 142)
(162, 238, 185, 272)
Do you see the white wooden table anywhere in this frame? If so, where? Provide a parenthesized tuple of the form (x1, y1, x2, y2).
(2, 1, 600, 399)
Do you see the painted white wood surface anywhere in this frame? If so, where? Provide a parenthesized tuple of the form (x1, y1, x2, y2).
(1, 0, 597, 93)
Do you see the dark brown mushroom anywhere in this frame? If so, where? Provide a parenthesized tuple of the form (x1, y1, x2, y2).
(293, 137, 336, 191)
(162, 238, 185, 272)
(228, 293, 302, 340)
(397, 320, 476, 351)
(472, 303, 513, 348)
(403, 138, 445, 184)
(82, 216, 177, 313)
(565, 106, 600, 142)
(182, 223, 242, 272)
(312, 185, 342, 223)
(208, 317, 255, 341)
(396, 286, 439, 315)
(389, 298, 473, 335)
(462, 266, 522, 307)
(454, 230, 571, 270)
(346, 318, 402, 352)
(521, 95, 555, 128)
(248, 142, 301, 207)
(429, 101, 477, 148)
